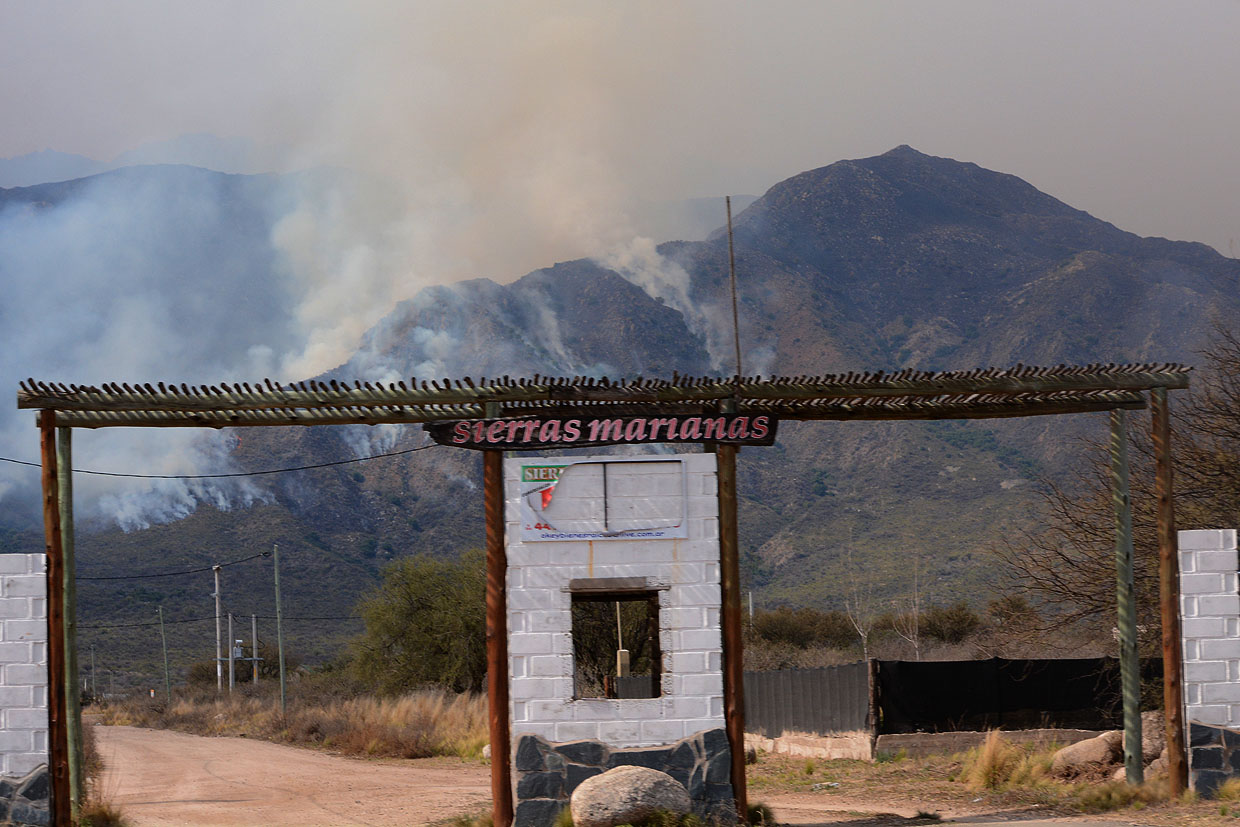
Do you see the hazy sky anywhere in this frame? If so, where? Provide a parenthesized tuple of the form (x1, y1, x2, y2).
(3, 1, 1238, 262)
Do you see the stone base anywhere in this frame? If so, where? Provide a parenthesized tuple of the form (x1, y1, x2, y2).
(0, 765, 50, 827)
(513, 728, 735, 827)
(1189, 721, 1240, 798)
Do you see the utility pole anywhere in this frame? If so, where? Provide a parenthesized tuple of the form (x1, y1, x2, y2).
(89, 645, 95, 701)
(158, 606, 171, 703)
(227, 613, 235, 692)
(274, 544, 286, 714)
(213, 565, 223, 693)
(251, 614, 259, 685)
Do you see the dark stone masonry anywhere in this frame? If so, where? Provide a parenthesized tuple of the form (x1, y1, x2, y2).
(513, 728, 735, 827)
(1189, 721, 1240, 798)
(0, 766, 50, 827)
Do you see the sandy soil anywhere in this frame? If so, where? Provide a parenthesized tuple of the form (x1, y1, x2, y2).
(95, 725, 491, 826)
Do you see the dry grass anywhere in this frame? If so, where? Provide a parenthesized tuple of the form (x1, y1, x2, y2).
(1217, 778, 1240, 801)
(97, 687, 488, 760)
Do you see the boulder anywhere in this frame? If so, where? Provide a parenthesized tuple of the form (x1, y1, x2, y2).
(1051, 731, 1122, 775)
(570, 766, 691, 827)
(482, 744, 492, 760)
(1114, 713, 1166, 763)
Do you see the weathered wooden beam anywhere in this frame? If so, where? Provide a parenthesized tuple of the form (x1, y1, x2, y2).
(40, 411, 71, 827)
(1152, 387, 1187, 796)
(17, 363, 1190, 415)
(716, 443, 748, 818)
(484, 449, 513, 827)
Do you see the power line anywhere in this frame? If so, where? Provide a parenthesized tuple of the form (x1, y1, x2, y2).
(80, 614, 359, 634)
(77, 550, 271, 581)
(0, 443, 437, 480)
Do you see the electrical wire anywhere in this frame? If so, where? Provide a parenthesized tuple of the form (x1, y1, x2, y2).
(79, 614, 361, 630)
(77, 550, 271, 581)
(0, 443, 438, 480)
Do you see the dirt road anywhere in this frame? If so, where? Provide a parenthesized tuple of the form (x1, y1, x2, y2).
(95, 725, 491, 826)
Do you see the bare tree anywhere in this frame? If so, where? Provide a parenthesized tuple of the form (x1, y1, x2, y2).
(997, 326, 1240, 635)
(889, 550, 922, 660)
(842, 547, 880, 660)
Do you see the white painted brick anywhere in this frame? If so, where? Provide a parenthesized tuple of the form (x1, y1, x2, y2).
(514, 723, 557, 742)
(5, 708, 45, 730)
(508, 633, 554, 655)
(598, 721, 642, 743)
(1181, 530, 1232, 551)
(1184, 639, 1199, 660)
(668, 696, 710, 719)
(666, 608, 706, 630)
(530, 699, 572, 720)
(1182, 573, 1225, 596)
(1225, 573, 1239, 594)
(1180, 552, 1196, 574)
(29, 598, 44, 619)
(523, 610, 570, 634)
(699, 474, 717, 496)
(30, 642, 44, 664)
(694, 519, 718, 541)
(0, 600, 30, 620)
(1195, 550, 1239, 573)
(1200, 639, 1240, 660)
(708, 651, 721, 671)
(2, 620, 45, 642)
(0, 730, 31, 752)
(640, 719, 684, 744)
(687, 496, 718, 518)
(1201, 683, 1240, 704)
(0, 557, 35, 576)
(679, 629, 722, 651)
(0, 686, 32, 707)
(574, 700, 623, 721)
(710, 696, 723, 717)
(674, 585, 722, 608)
(521, 567, 569, 590)
(32, 686, 44, 708)
(508, 588, 556, 611)
(1194, 705, 1231, 726)
(1187, 684, 1201, 705)
(0, 643, 31, 664)
(1200, 594, 1240, 616)
(684, 719, 723, 736)
(704, 563, 720, 583)
(513, 701, 528, 722)
(511, 677, 560, 700)
(1228, 618, 1240, 638)
(682, 674, 723, 696)
(32, 730, 45, 752)
(1182, 596, 1199, 618)
(551, 632, 573, 655)
(509, 546, 551, 567)
(1182, 617, 1226, 639)
(527, 655, 567, 678)
(7, 753, 44, 777)
(555, 721, 600, 742)
(511, 655, 528, 679)
(2, 577, 44, 598)
(668, 651, 709, 674)
(5, 664, 46, 685)
(1186, 661, 1228, 682)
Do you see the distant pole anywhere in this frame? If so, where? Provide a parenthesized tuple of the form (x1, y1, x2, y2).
(725, 196, 743, 384)
(274, 544, 286, 715)
(227, 613, 235, 692)
(158, 606, 171, 703)
(1109, 410, 1143, 785)
(251, 614, 259, 685)
(748, 591, 753, 622)
(90, 645, 96, 700)
(213, 565, 223, 693)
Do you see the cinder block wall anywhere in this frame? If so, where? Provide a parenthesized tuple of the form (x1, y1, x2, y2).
(505, 453, 724, 748)
(0, 554, 48, 778)
(1180, 529, 1240, 726)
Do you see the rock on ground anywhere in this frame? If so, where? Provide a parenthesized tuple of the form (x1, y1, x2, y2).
(1051, 730, 1122, 775)
(570, 766, 691, 827)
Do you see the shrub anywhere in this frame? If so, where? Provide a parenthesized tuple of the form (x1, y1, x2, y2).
(921, 602, 982, 643)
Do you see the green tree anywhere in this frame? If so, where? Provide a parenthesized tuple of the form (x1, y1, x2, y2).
(351, 551, 487, 694)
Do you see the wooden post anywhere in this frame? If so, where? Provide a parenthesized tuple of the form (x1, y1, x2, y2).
(716, 443, 748, 818)
(484, 449, 513, 827)
(57, 427, 83, 820)
(1152, 387, 1187, 796)
(40, 411, 71, 827)
(1109, 410, 1143, 785)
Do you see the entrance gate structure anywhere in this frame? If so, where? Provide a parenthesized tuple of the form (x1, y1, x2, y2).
(17, 363, 1191, 825)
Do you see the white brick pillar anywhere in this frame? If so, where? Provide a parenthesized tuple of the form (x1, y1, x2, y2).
(1179, 529, 1240, 727)
(0, 553, 49, 778)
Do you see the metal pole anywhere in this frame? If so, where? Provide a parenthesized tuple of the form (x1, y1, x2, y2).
(716, 442, 748, 818)
(90, 645, 95, 701)
(213, 565, 222, 693)
(484, 448, 513, 827)
(274, 544, 286, 715)
(1152, 387, 1187, 796)
(1109, 410, 1143, 785)
(252, 614, 259, 685)
(40, 410, 71, 827)
(57, 427, 83, 821)
(227, 613, 235, 692)
(158, 606, 171, 703)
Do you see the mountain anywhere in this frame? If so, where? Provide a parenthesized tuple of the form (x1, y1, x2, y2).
(12, 147, 1240, 687)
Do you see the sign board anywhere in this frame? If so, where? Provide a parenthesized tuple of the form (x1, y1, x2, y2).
(427, 413, 777, 451)
(518, 458, 688, 541)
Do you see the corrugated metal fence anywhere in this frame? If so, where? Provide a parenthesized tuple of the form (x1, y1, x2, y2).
(743, 661, 871, 737)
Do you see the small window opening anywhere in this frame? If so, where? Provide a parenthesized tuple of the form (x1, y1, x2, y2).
(571, 590, 661, 699)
